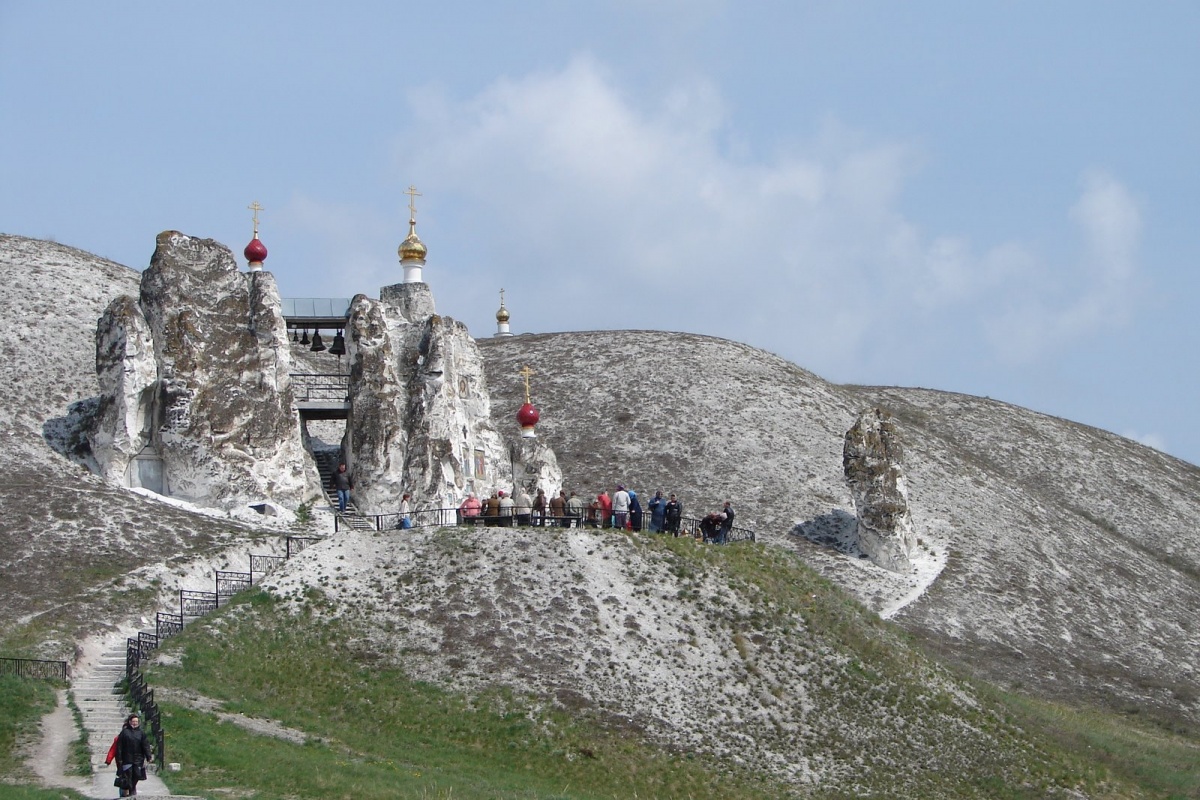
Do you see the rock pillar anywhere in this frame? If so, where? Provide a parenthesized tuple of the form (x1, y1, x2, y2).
(843, 408, 916, 572)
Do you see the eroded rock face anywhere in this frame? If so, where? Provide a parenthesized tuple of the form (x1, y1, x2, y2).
(843, 408, 916, 572)
(92, 294, 157, 482)
(90, 231, 320, 508)
(513, 438, 562, 499)
(344, 284, 517, 514)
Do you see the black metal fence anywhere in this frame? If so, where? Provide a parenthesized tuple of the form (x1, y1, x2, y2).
(0, 657, 69, 681)
(251, 553, 287, 577)
(215, 570, 252, 601)
(287, 535, 322, 557)
(333, 506, 755, 543)
(180, 589, 218, 618)
(125, 638, 164, 768)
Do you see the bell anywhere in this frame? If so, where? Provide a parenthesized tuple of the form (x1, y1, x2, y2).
(310, 331, 326, 352)
(328, 330, 346, 357)
(300, 329, 310, 346)
(292, 328, 298, 343)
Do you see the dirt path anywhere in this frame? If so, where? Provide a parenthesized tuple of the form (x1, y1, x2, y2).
(28, 689, 92, 795)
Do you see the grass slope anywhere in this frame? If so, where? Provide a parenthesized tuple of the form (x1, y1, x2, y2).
(141, 533, 1149, 799)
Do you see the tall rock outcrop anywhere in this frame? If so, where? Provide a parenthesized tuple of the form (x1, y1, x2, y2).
(90, 231, 320, 509)
(843, 408, 916, 572)
(512, 438, 562, 498)
(344, 282, 530, 514)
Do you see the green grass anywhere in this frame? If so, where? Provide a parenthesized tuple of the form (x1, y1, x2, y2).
(0, 675, 87, 799)
(0, 676, 57, 779)
(147, 590, 783, 800)
(996, 691, 1200, 799)
(93, 532, 1200, 799)
(0, 787, 87, 800)
(63, 693, 90, 777)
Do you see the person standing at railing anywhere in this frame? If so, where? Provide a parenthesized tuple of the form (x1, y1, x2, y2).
(664, 494, 683, 536)
(718, 501, 735, 544)
(498, 490, 515, 526)
(567, 491, 584, 526)
(549, 490, 566, 526)
(598, 490, 613, 528)
(398, 493, 412, 529)
(515, 487, 533, 526)
(629, 489, 643, 531)
(332, 463, 353, 514)
(459, 492, 481, 525)
(648, 490, 665, 532)
(612, 486, 629, 530)
(484, 491, 501, 525)
(533, 488, 547, 526)
(114, 713, 152, 797)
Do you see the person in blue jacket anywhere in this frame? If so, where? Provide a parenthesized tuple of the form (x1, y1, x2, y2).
(647, 490, 665, 532)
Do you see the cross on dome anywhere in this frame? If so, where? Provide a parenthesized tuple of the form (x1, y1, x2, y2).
(398, 184, 428, 281)
(519, 364, 535, 404)
(244, 200, 268, 271)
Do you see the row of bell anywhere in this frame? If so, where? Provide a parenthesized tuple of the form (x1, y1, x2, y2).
(291, 328, 346, 356)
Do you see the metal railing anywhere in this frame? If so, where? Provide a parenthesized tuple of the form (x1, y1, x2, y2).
(291, 373, 350, 402)
(156, 612, 183, 641)
(125, 638, 165, 768)
(251, 553, 287, 577)
(333, 506, 755, 543)
(282, 297, 352, 320)
(180, 589, 218, 618)
(287, 535, 323, 557)
(109, 534, 327, 773)
(0, 656, 69, 681)
(215, 570, 252, 601)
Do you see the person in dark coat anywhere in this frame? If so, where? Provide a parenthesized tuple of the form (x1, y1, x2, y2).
(664, 494, 683, 536)
(628, 490, 643, 531)
(115, 713, 152, 796)
(331, 463, 352, 513)
(548, 490, 566, 526)
(532, 488, 547, 526)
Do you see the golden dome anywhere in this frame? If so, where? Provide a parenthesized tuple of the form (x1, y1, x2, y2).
(397, 217, 427, 262)
(496, 303, 510, 323)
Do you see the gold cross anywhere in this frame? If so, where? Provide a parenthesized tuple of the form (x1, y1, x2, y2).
(404, 185, 422, 220)
(248, 201, 264, 236)
(499, 288, 506, 308)
(518, 365, 535, 404)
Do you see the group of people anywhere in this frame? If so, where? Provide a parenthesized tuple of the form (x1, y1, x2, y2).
(457, 485, 735, 542)
(334, 463, 737, 543)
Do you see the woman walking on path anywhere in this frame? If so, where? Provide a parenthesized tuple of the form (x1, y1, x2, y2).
(114, 713, 152, 796)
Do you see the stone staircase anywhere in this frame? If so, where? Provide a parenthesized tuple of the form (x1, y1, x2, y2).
(312, 449, 340, 507)
(312, 448, 374, 530)
(74, 644, 176, 798)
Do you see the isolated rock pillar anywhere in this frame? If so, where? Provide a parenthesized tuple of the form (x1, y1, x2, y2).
(843, 408, 916, 572)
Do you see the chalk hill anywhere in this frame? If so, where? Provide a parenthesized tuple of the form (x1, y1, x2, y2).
(2, 233, 1198, 795)
(481, 331, 1200, 730)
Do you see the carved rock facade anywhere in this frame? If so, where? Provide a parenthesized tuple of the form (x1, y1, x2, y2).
(90, 231, 320, 509)
(843, 408, 916, 572)
(344, 282, 559, 514)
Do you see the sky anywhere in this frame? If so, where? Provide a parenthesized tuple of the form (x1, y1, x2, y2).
(2, 1, 1198, 465)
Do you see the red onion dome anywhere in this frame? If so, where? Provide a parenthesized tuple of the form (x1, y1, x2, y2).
(517, 402, 540, 427)
(244, 237, 268, 263)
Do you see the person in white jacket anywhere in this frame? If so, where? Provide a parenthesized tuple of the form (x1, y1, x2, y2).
(612, 485, 630, 529)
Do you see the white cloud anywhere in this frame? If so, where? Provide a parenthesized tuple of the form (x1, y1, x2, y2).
(1123, 430, 1167, 453)
(983, 170, 1143, 363)
(376, 57, 1145, 377)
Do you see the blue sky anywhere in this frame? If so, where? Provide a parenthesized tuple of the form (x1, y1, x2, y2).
(3, 1, 1198, 465)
